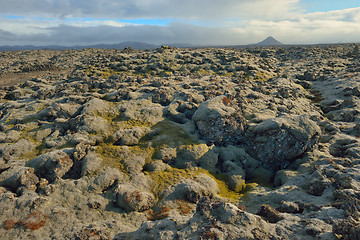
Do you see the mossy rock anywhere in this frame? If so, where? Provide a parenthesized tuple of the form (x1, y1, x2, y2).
(175, 144, 218, 171)
(140, 119, 200, 148)
(146, 167, 246, 202)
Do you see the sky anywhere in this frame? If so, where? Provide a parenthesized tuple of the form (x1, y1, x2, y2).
(0, 0, 359, 46)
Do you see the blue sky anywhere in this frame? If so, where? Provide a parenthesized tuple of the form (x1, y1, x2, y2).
(301, 0, 359, 12)
(0, 0, 359, 46)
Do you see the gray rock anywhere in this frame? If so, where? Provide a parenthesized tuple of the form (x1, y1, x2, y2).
(0, 164, 39, 191)
(122, 219, 177, 240)
(78, 115, 109, 134)
(144, 160, 170, 172)
(256, 204, 284, 223)
(329, 134, 359, 158)
(91, 167, 124, 191)
(43, 129, 68, 148)
(27, 149, 74, 182)
(151, 88, 174, 106)
(158, 147, 177, 162)
(81, 152, 102, 176)
(0, 186, 7, 194)
(37, 178, 55, 195)
(164, 101, 188, 124)
(246, 166, 274, 186)
(33, 128, 53, 142)
(193, 95, 247, 145)
(81, 97, 109, 115)
(4, 90, 22, 100)
(194, 174, 220, 196)
(114, 184, 155, 212)
(277, 201, 302, 213)
(124, 155, 146, 174)
(73, 142, 91, 161)
(171, 177, 219, 203)
(119, 99, 164, 124)
(128, 172, 154, 191)
(246, 114, 321, 170)
(219, 145, 260, 169)
(113, 127, 150, 146)
(1, 139, 36, 160)
(75, 226, 111, 240)
(0, 130, 21, 143)
(70, 132, 97, 145)
(222, 161, 246, 192)
(228, 174, 246, 192)
(274, 170, 298, 187)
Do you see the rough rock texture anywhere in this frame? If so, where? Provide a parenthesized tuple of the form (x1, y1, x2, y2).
(246, 114, 321, 170)
(114, 184, 155, 212)
(0, 44, 359, 239)
(193, 95, 247, 145)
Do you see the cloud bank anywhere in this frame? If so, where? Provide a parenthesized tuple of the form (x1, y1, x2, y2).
(1, 0, 300, 20)
(0, 0, 359, 46)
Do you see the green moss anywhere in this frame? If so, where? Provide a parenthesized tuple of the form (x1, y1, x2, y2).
(20, 143, 46, 161)
(217, 71, 234, 77)
(240, 182, 258, 194)
(158, 71, 173, 77)
(34, 144, 47, 156)
(96, 143, 155, 173)
(254, 71, 274, 81)
(197, 169, 242, 201)
(83, 66, 124, 78)
(92, 109, 257, 202)
(193, 68, 215, 76)
(100, 71, 112, 78)
(146, 167, 194, 198)
(128, 145, 155, 164)
(119, 119, 153, 129)
(145, 166, 249, 202)
(94, 106, 152, 139)
(96, 106, 153, 130)
(96, 143, 127, 172)
(21, 115, 39, 124)
(12, 129, 43, 160)
(140, 119, 199, 148)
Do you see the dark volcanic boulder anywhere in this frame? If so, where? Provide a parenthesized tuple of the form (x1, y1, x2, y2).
(27, 149, 74, 182)
(246, 114, 321, 170)
(192, 95, 247, 145)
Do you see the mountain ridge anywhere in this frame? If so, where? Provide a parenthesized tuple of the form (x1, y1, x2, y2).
(254, 36, 284, 46)
(0, 41, 160, 51)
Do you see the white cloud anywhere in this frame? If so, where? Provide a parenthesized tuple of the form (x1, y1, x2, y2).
(0, 1, 359, 46)
(0, 0, 301, 20)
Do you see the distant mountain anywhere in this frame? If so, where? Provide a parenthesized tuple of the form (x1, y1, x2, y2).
(86, 41, 158, 50)
(166, 43, 194, 48)
(254, 36, 284, 46)
(0, 41, 159, 51)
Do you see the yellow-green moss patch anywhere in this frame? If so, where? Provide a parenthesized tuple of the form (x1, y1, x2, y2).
(146, 167, 195, 198)
(196, 169, 242, 201)
(140, 119, 199, 148)
(96, 143, 127, 172)
(96, 143, 155, 173)
(254, 71, 274, 82)
(145, 166, 250, 202)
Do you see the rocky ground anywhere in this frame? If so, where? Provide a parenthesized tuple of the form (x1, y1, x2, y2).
(0, 44, 359, 239)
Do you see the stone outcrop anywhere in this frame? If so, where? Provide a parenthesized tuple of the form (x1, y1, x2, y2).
(0, 44, 359, 239)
